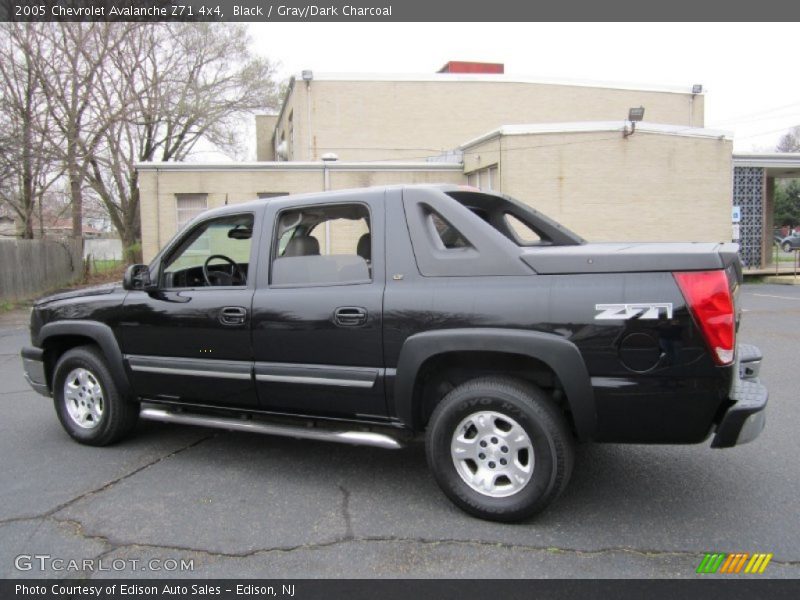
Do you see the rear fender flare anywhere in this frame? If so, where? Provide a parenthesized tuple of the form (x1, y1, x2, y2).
(394, 328, 596, 440)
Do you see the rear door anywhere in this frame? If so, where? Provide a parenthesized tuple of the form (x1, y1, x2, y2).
(250, 191, 388, 418)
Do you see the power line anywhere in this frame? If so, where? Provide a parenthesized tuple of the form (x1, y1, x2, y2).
(709, 100, 800, 127)
(736, 125, 797, 141)
(711, 111, 800, 128)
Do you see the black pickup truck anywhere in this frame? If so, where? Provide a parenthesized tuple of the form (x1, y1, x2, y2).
(21, 185, 767, 522)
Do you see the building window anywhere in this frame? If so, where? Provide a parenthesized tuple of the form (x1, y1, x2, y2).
(176, 194, 208, 230)
(467, 166, 499, 192)
(257, 192, 289, 200)
(487, 166, 498, 191)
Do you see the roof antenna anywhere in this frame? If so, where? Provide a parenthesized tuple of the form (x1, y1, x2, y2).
(225, 194, 228, 206)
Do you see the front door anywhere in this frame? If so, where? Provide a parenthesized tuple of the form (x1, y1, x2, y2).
(121, 212, 259, 407)
(251, 194, 388, 418)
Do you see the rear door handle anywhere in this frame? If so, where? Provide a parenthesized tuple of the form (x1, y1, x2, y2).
(220, 306, 247, 325)
(334, 306, 367, 327)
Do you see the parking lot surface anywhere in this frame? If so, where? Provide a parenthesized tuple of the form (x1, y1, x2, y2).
(1, 283, 799, 579)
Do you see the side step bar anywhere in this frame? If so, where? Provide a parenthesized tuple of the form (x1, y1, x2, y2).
(139, 407, 404, 450)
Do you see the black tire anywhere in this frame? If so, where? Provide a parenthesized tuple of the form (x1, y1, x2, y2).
(52, 346, 139, 446)
(426, 376, 574, 522)
(783, 242, 792, 253)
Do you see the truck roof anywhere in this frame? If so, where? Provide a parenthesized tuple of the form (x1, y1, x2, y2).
(195, 184, 469, 220)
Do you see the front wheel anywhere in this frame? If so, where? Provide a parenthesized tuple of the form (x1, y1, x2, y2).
(783, 242, 792, 253)
(426, 377, 574, 522)
(53, 346, 139, 446)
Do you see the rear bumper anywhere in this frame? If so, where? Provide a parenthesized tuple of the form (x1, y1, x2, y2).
(737, 342, 762, 381)
(21, 346, 50, 397)
(711, 344, 767, 448)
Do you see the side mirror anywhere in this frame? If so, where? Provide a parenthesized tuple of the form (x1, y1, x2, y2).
(123, 264, 156, 291)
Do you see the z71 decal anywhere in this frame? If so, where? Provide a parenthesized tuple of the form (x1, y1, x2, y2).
(594, 303, 673, 320)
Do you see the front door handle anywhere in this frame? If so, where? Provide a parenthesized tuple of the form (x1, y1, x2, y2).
(334, 306, 367, 327)
(220, 306, 247, 325)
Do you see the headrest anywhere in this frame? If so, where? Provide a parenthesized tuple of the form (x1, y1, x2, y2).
(357, 233, 371, 261)
(283, 236, 320, 257)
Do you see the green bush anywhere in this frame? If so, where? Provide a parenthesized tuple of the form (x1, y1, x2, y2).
(124, 242, 142, 264)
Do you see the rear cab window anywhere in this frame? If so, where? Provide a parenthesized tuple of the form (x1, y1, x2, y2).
(270, 203, 372, 287)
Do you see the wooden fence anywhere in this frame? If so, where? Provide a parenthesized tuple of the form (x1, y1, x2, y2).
(0, 238, 83, 303)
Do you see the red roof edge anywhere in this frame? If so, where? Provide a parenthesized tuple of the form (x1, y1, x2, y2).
(437, 61, 505, 74)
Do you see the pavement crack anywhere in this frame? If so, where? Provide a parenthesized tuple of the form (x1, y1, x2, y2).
(338, 484, 354, 540)
(0, 434, 215, 527)
(49, 434, 216, 518)
(32, 526, 800, 568)
(50, 515, 352, 561)
(0, 515, 44, 526)
(347, 537, 800, 566)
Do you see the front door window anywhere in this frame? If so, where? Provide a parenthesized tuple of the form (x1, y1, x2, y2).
(163, 214, 254, 288)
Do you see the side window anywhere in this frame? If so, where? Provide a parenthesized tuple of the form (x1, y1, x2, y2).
(162, 214, 254, 288)
(271, 203, 371, 287)
(426, 208, 472, 250)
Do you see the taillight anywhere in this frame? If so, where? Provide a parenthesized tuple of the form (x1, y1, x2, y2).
(673, 270, 735, 366)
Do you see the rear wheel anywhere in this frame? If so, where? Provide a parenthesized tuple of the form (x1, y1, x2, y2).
(783, 242, 792, 253)
(426, 377, 574, 522)
(53, 346, 139, 446)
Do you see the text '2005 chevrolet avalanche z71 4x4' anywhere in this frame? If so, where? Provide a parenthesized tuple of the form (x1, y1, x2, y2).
(21, 185, 767, 522)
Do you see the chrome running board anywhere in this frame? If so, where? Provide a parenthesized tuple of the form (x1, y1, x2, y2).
(139, 407, 403, 450)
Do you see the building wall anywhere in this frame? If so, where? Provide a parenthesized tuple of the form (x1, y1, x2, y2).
(464, 130, 732, 244)
(272, 78, 704, 162)
(274, 83, 308, 161)
(138, 165, 464, 261)
(255, 115, 279, 161)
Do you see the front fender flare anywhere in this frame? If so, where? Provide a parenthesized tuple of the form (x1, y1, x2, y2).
(36, 321, 133, 400)
(393, 328, 596, 440)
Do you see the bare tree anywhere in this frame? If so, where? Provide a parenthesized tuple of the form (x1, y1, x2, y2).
(30, 23, 135, 239)
(0, 24, 62, 238)
(777, 126, 800, 153)
(85, 23, 279, 257)
(1, 22, 278, 255)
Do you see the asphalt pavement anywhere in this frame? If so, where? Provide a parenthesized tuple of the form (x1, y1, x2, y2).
(1, 283, 798, 579)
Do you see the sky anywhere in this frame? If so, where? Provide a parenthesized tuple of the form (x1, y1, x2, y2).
(247, 22, 799, 154)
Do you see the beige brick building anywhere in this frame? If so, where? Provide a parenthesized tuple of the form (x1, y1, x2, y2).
(461, 122, 732, 244)
(138, 64, 734, 263)
(266, 72, 704, 162)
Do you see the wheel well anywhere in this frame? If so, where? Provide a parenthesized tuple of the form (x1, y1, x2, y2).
(41, 336, 100, 390)
(412, 351, 573, 432)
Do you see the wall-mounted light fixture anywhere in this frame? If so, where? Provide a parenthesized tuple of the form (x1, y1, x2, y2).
(624, 106, 645, 138)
